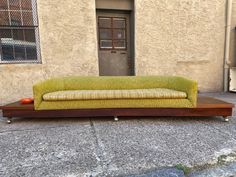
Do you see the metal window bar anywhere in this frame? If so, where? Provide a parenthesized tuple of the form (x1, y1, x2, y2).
(0, 0, 41, 64)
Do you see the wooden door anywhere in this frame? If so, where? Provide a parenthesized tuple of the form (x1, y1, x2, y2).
(97, 12, 131, 76)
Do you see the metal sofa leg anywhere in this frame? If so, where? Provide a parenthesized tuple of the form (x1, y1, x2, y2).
(6, 117, 12, 124)
(223, 116, 229, 122)
(114, 116, 119, 121)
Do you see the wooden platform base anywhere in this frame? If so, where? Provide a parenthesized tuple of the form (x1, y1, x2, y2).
(0, 97, 234, 123)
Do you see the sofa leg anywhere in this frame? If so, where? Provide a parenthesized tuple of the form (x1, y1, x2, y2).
(223, 116, 229, 122)
(114, 116, 119, 121)
(6, 117, 12, 124)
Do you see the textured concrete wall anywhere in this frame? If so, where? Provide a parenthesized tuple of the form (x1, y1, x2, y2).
(135, 0, 226, 92)
(0, 0, 229, 105)
(0, 0, 99, 105)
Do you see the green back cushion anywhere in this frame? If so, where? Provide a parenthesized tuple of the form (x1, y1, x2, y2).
(63, 76, 180, 90)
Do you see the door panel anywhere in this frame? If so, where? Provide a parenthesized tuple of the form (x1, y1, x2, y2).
(97, 12, 131, 76)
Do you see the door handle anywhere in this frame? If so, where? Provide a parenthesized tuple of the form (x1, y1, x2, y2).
(120, 52, 126, 54)
(111, 51, 116, 53)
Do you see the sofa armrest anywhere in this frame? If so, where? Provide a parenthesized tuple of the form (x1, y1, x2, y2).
(33, 78, 65, 110)
(172, 77, 198, 107)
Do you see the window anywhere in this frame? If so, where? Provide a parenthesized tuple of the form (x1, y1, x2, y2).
(98, 17, 127, 50)
(0, 0, 40, 63)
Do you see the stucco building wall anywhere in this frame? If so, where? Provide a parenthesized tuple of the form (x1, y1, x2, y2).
(0, 0, 230, 105)
(135, 0, 226, 92)
(0, 0, 99, 105)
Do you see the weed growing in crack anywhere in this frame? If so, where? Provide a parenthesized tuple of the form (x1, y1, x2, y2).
(175, 164, 191, 175)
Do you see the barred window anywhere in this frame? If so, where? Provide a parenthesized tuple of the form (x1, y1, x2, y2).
(0, 0, 40, 63)
(98, 17, 127, 50)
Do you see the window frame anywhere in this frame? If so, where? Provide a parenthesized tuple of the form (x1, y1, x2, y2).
(98, 16, 127, 50)
(0, 0, 41, 64)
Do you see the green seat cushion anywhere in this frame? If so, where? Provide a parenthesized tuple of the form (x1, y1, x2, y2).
(38, 99, 193, 110)
(43, 88, 187, 101)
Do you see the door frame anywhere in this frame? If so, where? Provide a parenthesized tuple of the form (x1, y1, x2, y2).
(96, 9, 135, 76)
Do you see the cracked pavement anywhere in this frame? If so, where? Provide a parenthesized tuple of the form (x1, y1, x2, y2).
(1, 93, 236, 177)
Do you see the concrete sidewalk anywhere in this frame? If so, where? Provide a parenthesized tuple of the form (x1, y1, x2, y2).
(1, 93, 236, 177)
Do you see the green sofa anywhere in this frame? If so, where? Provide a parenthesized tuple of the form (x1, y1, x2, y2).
(33, 76, 198, 110)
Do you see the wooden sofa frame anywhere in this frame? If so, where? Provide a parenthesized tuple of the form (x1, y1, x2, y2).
(0, 96, 234, 124)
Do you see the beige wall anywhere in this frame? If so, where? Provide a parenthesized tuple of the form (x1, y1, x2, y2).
(96, 0, 133, 10)
(135, 0, 226, 92)
(0, 0, 99, 105)
(0, 0, 230, 105)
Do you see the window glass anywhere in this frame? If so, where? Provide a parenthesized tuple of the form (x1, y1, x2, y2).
(10, 11, 22, 25)
(113, 18, 125, 28)
(15, 45, 25, 60)
(114, 40, 126, 49)
(98, 17, 127, 50)
(0, 1, 36, 27)
(0, 0, 8, 10)
(2, 45, 14, 60)
(0, 29, 12, 38)
(99, 29, 112, 40)
(0, 11, 10, 25)
(13, 29, 24, 40)
(21, 0, 32, 10)
(24, 29, 35, 42)
(113, 29, 125, 39)
(9, 0, 20, 10)
(0, 0, 40, 63)
(23, 12, 34, 26)
(99, 18, 111, 28)
(26, 46, 37, 60)
(100, 40, 112, 49)
(0, 29, 38, 61)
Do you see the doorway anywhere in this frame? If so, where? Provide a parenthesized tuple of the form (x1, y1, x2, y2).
(97, 11, 134, 76)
